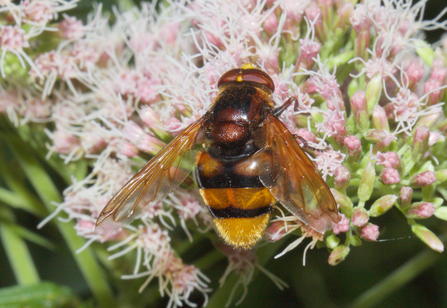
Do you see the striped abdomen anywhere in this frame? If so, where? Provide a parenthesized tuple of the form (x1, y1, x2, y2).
(196, 151, 274, 249)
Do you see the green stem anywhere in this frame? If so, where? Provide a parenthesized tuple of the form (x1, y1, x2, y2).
(0, 145, 47, 217)
(349, 231, 447, 308)
(207, 238, 287, 307)
(7, 139, 116, 308)
(0, 216, 40, 286)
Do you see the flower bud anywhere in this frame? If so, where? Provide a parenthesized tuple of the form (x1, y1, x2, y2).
(118, 142, 139, 158)
(365, 74, 383, 114)
(398, 187, 413, 210)
(369, 195, 397, 217)
(424, 78, 442, 106)
(328, 245, 350, 266)
(325, 234, 340, 249)
(265, 221, 288, 242)
(375, 151, 400, 168)
(137, 135, 165, 155)
(380, 168, 401, 185)
(410, 171, 437, 187)
(430, 59, 447, 82)
(334, 166, 350, 190)
(352, 207, 369, 227)
(344, 135, 362, 161)
(299, 39, 321, 69)
(350, 90, 369, 131)
(365, 129, 387, 143)
(139, 105, 161, 128)
(415, 110, 442, 129)
(434, 207, 447, 221)
(411, 125, 430, 162)
(263, 11, 278, 36)
(355, 30, 370, 59)
(331, 189, 353, 217)
(372, 105, 389, 131)
(405, 60, 424, 90)
(305, 3, 324, 41)
(333, 215, 350, 234)
(360, 223, 379, 241)
(358, 162, 375, 203)
(411, 224, 444, 252)
(334, 2, 354, 30)
(406, 202, 435, 219)
(123, 121, 145, 143)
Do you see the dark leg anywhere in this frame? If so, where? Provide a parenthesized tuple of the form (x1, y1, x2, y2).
(293, 135, 330, 154)
(273, 97, 297, 117)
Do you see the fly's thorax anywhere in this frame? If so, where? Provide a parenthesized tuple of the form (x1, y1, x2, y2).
(210, 84, 273, 123)
(206, 84, 273, 145)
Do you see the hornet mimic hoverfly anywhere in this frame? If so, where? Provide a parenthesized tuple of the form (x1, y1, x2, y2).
(96, 64, 340, 249)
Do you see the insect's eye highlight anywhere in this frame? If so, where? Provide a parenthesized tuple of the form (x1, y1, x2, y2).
(217, 68, 275, 92)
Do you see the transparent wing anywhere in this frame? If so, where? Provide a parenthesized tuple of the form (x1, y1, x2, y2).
(96, 118, 205, 231)
(256, 114, 340, 233)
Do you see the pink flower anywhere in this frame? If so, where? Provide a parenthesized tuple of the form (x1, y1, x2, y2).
(405, 59, 424, 89)
(317, 110, 347, 143)
(398, 187, 413, 209)
(263, 11, 278, 35)
(50, 127, 80, 155)
(334, 166, 350, 190)
(295, 128, 317, 143)
(32, 51, 76, 80)
(372, 105, 389, 131)
(350, 4, 371, 33)
(22, 0, 54, 23)
(360, 224, 380, 241)
(352, 207, 369, 227)
(424, 78, 443, 105)
(376, 151, 400, 169)
(59, 16, 84, 39)
(344, 135, 361, 157)
(299, 39, 321, 69)
(351, 90, 367, 118)
(407, 203, 436, 219)
(0, 25, 29, 51)
(380, 168, 401, 185)
(410, 171, 437, 187)
(135, 76, 160, 104)
(333, 215, 350, 234)
(314, 149, 346, 179)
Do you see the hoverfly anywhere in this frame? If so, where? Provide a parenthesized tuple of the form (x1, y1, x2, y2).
(96, 64, 340, 249)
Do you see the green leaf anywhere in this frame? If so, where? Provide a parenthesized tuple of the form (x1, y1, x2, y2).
(8, 223, 56, 250)
(6, 138, 116, 308)
(434, 206, 447, 221)
(0, 217, 40, 285)
(0, 282, 84, 308)
(0, 187, 46, 217)
(0, 142, 47, 217)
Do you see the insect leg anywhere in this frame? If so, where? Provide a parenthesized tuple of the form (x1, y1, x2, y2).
(273, 97, 297, 117)
(294, 135, 330, 155)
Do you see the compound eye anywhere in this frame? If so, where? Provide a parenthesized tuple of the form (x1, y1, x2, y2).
(217, 68, 275, 92)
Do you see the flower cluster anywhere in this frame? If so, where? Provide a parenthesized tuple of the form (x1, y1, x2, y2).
(2, 0, 447, 306)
